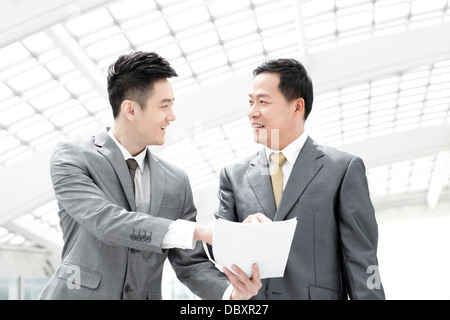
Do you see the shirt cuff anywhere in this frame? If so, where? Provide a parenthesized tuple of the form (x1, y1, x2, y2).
(222, 284, 234, 300)
(161, 219, 196, 249)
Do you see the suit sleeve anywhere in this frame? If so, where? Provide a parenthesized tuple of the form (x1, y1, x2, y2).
(168, 171, 230, 300)
(337, 156, 385, 300)
(214, 167, 238, 222)
(50, 142, 172, 253)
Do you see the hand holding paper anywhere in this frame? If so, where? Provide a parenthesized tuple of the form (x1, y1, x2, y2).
(212, 217, 297, 279)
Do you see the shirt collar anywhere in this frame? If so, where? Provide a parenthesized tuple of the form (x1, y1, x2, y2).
(265, 131, 308, 166)
(108, 128, 147, 174)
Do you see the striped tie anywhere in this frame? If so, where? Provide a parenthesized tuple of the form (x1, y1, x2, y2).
(126, 158, 138, 195)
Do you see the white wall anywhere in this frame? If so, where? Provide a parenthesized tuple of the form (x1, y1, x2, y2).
(376, 202, 450, 299)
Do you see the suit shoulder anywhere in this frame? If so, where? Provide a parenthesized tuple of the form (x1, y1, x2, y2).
(316, 143, 365, 168)
(52, 136, 95, 156)
(321, 145, 356, 160)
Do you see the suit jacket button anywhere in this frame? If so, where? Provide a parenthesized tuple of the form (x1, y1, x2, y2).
(124, 284, 132, 292)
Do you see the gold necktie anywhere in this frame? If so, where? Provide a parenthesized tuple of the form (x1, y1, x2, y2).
(270, 152, 286, 209)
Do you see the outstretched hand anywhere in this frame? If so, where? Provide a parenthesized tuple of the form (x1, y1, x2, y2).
(224, 263, 262, 300)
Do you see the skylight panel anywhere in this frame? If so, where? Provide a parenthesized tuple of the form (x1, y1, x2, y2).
(29, 87, 71, 111)
(256, 7, 294, 29)
(15, 119, 54, 142)
(166, 6, 210, 31)
(0, 42, 30, 70)
(195, 127, 226, 147)
(7, 66, 52, 92)
(0, 103, 34, 126)
(263, 30, 298, 52)
(336, 4, 373, 32)
(374, 2, 410, 23)
(22, 32, 54, 53)
(208, 0, 251, 17)
(305, 19, 336, 39)
(218, 19, 258, 41)
(65, 78, 93, 96)
(85, 35, 131, 60)
(302, 0, 335, 16)
(179, 31, 220, 54)
(1, 58, 37, 80)
(45, 56, 75, 76)
(65, 8, 114, 37)
(126, 20, 171, 46)
(109, 0, 157, 21)
(411, 0, 447, 14)
(49, 105, 89, 127)
(0, 134, 21, 154)
(227, 41, 264, 62)
(0, 83, 13, 101)
(190, 52, 228, 74)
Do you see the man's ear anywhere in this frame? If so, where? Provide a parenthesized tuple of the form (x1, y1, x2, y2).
(121, 100, 136, 121)
(293, 97, 305, 119)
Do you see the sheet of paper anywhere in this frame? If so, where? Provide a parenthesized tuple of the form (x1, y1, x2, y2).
(211, 218, 297, 279)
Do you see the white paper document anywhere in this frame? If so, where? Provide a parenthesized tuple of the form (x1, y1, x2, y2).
(211, 218, 297, 279)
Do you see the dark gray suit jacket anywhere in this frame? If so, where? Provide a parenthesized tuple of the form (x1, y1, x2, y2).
(38, 129, 229, 300)
(216, 136, 385, 300)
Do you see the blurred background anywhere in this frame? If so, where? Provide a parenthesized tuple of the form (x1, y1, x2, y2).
(0, 0, 449, 300)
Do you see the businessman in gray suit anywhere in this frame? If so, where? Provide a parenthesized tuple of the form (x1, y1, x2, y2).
(38, 51, 261, 300)
(218, 58, 385, 300)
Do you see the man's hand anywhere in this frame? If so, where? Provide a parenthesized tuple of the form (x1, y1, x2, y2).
(243, 213, 272, 223)
(224, 263, 262, 300)
(193, 223, 212, 245)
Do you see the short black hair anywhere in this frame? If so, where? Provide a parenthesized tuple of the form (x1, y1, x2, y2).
(107, 51, 178, 118)
(253, 58, 313, 120)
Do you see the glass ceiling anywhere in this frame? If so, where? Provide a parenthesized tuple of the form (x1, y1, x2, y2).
(1, 0, 449, 249)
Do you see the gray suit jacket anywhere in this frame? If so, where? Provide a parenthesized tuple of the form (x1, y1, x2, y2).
(216, 137, 385, 300)
(38, 129, 228, 300)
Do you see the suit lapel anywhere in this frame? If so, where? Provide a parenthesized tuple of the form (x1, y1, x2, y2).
(148, 150, 165, 217)
(94, 130, 136, 211)
(246, 149, 277, 219)
(274, 137, 325, 221)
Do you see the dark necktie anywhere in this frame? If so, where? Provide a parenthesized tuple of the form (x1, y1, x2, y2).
(126, 158, 138, 195)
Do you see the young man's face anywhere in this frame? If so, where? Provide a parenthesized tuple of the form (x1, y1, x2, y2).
(248, 72, 304, 150)
(134, 78, 176, 146)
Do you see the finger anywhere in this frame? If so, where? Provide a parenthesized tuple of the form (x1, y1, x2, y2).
(242, 215, 258, 223)
(231, 265, 253, 284)
(251, 264, 262, 287)
(223, 267, 246, 295)
(255, 213, 271, 223)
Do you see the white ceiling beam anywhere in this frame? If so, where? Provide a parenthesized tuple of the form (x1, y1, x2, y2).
(5, 218, 63, 257)
(427, 151, 450, 210)
(308, 22, 450, 94)
(292, 0, 311, 64)
(338, 123, 450, 168)
(0, 0, 116, 48)
(46, 24, 107, 100)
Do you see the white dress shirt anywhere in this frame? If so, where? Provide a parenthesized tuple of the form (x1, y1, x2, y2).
(108, 129, 195, 250)
(265, 132, 308, 190)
